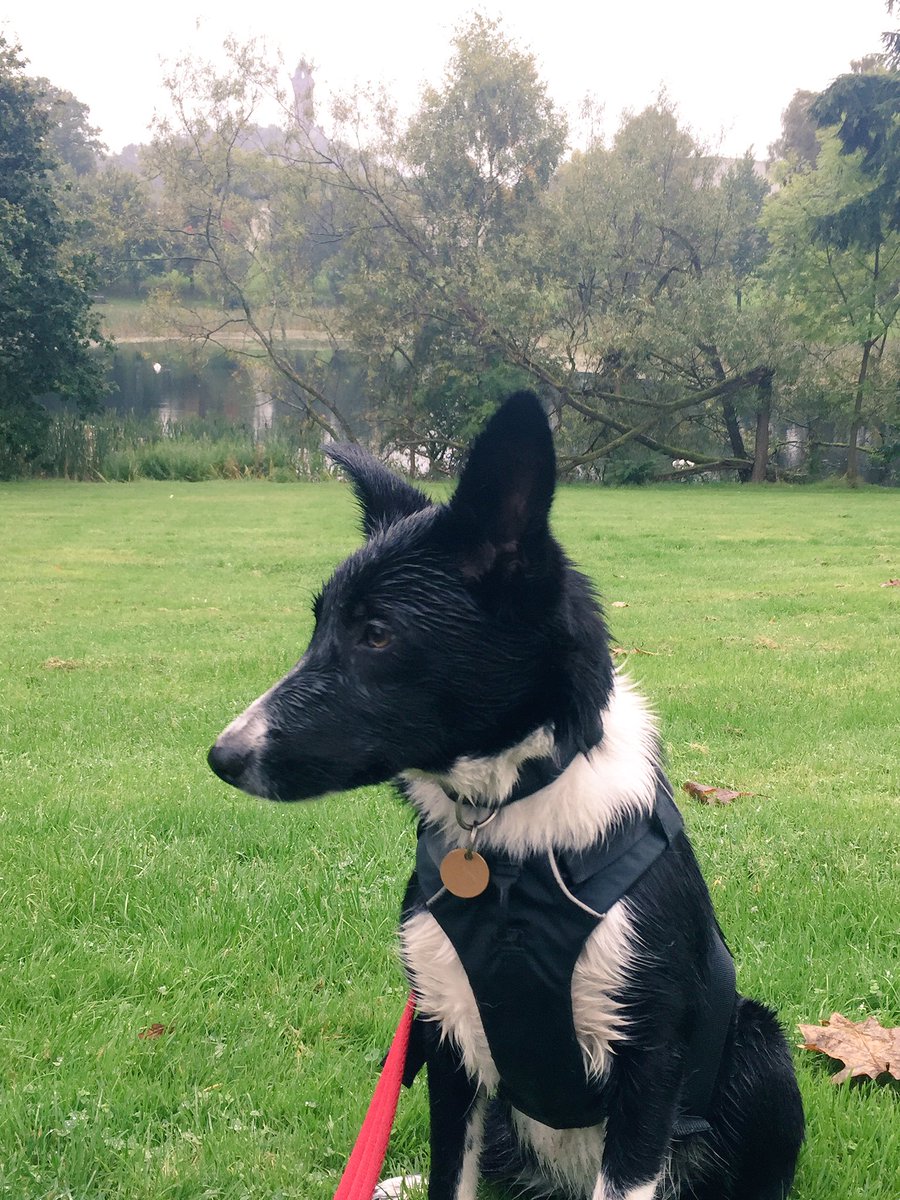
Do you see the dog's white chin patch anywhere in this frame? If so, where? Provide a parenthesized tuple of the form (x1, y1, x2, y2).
(401, 674, 659, 855)
(419, 724, 556, 804)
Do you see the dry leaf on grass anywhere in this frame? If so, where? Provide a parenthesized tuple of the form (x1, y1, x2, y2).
(611, 601, 629, 608)
(683, 781, 751, 805)
(138, 1023, 173, 1040)
(754, 636, 779, 650)
(880, 579, 900, 588)
(611, 646, 657, 658)
(798, 1012, 900, 1084)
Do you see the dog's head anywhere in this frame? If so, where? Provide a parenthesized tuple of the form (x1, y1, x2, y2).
(208, 391, 614, 801)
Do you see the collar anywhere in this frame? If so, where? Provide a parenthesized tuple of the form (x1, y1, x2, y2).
(440, 731, 584, 810)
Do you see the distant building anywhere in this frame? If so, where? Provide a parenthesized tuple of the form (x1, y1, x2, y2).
(705, 157, 773, 187)
(291, 59, 328, 155)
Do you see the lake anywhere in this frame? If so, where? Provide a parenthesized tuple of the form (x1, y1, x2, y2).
(105, 342, 368, 435)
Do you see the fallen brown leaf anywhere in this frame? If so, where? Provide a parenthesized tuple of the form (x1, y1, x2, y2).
(611, 646, 656, 658)
(138, 1023, 173, 1040)
(880, 579, 900, 588)
(611, 601, 629, 608)
(683, 781, 751, 805)
(798, 1013, 900, 1084)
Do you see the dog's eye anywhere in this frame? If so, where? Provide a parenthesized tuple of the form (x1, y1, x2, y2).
(362, 621, 392, 650)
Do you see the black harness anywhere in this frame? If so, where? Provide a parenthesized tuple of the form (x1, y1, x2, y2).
(410, 773, 736, 1134)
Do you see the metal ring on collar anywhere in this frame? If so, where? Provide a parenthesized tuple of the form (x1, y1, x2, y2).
(453, 795, 499, 834)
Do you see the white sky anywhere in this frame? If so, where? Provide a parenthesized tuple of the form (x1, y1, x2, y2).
(2, 0, 893, 158)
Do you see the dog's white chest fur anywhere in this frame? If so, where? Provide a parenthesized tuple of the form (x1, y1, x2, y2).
(400, 901, 636, 1193)
(400, 900, 635, 1088)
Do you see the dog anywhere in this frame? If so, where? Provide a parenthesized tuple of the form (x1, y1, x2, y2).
(208, 391, 804, 1200)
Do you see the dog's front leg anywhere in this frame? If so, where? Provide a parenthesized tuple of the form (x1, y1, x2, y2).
(425, 1037, 486, 1200)
(590, 1051, 679, 1200)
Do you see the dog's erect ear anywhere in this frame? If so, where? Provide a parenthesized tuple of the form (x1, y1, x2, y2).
(450, 391, 555, 576)
(326, 443, 431, 537)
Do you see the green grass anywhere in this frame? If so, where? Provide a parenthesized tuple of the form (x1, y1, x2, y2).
(0, 479, 897, 1199)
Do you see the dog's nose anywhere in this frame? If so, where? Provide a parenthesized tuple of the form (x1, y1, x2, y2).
(208, 739, 250, 785)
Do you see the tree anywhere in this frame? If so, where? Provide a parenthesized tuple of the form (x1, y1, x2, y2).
(762, 129, 900, 485)
(403, 13, 566, 247)
(805, 66, 900, 484)
(882, 0, 900, 69)
(63, 165, 171, 294)
(149, 21, 566, 457)
(768, 90, 819, 170)
(0, 39, 108, 476)
(521, 103, 779, 479)
(330, 13, 567, 461)
(35, 79, 105, 176)
(810, 70, 900, 240)
(149, 38, 360, 442)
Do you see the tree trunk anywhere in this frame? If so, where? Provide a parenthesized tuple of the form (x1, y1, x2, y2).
(722, 397, 749, 476)
(699, 342, 751, 482)
(750, 375, 772, 483)
(847, 339, 874, 488)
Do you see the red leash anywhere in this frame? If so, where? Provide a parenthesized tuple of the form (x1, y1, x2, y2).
(333, 993, 417, 1200)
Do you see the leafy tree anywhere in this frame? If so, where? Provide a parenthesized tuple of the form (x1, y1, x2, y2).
(802, 65, 900, 484)
(324, 58, 778, 478)
(403, 13, 566, 247)
(526, 104, 778, 479)
(63, 165, 171, 294)
(0, 39, 108, 476)
(768, 90, 819, 170)
(328, 14, 567, 458)
(882, 0, 899, 69)
(149, 38, 358, 441)
(762, 130, 900, 484)
(810, 69, 900, 241)
(35, 79, 105, 175)
(150, 21, 566, 455)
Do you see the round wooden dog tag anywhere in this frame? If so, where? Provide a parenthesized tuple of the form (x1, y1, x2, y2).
(440, 848, 490, 898)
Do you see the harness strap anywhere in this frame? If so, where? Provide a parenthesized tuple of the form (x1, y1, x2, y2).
(673, 926, 736, 1137)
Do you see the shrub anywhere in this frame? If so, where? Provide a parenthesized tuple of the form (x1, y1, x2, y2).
(3, 407, 330, 482)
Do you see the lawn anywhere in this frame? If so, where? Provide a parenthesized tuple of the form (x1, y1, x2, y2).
(0, 478, 897, 1199)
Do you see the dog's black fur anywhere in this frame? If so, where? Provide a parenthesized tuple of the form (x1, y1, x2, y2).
(209, 392, 804, 1200)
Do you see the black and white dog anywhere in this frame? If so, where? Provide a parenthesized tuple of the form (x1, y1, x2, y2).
(208, 393, 804, 1200)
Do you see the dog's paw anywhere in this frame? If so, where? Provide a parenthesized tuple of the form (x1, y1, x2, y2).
(372, 1176, 424, 1199)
